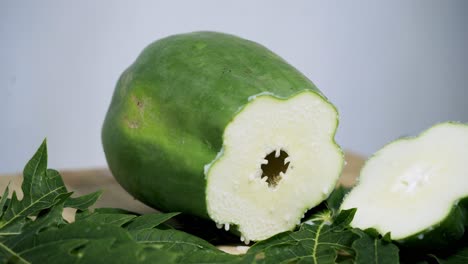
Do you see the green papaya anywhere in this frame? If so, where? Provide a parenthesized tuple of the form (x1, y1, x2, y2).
(340, 122, 468, 247)
(102, 31, 343, 242)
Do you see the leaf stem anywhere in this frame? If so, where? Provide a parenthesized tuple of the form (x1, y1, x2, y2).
(0, 242, 30, 264)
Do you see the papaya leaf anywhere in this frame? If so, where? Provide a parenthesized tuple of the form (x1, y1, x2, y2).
(93, 207, 138, 214)
(0, 202, 67, 263)
(9, 221, 178, 263)
(0, 141, 70, 235)
(243, 209, 359, 264)
(3, 203, 67, 253)
(130, 228, 241, 263)
(36, 238, 179, 264)
(1, 214, 181, 263)
(351, 229, 399, 264)
(332, 208, 356, 230)
(0, 140, 236, 263)
(0, 241, 29, 264)
(0, 185, 9, 218)
(35, 221, 134, 244)
(76, 213, 137, 227)
(18, 238, 180, 264)
(4, 219, 233, 263)
(181, 250, 243, 264)
(325, 186, 351, 215)
(74, 207, 139, 222)
(75, 211, 179, 231)
(125, 212, 180, 231)
(131, 228, 218, 250)
(0, 140, 103, 236)
(64, 191, 102, 211)
(24, 238, 179, 264)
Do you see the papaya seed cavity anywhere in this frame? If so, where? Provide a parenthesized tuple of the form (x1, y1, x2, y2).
(261, 150, 290, 188)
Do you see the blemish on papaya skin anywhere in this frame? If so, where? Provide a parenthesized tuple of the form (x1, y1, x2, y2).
(131, 95, 145, 113)
(244, 68, 253, 75)
(124, 116, 140, 129)
(129, 121, 139, 129)
(222, 67, 232, 74)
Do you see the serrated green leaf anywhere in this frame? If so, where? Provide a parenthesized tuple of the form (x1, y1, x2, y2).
(244, 209, 359, 264)
(0, 140, 238, 263)
(0, 203, 66, 263)
(382, 232, 393, 243)
(21, 139, 48, 197)
(9, 214, 239, 264)
(181, 249, 243, 263)
(77, 213, 137, 227)
(75, 211, 178, 232)
(93, 208, 138, 214)
(0, 141, 70, 234)
(333, 208, 356, 230)
(326, 186, 351, 215)
(131, 228, 218, 250)
(0, 192, 71, 236)
(351, 229, 399, 264)
(6, 220, 232, 263)
(0, 185, 10, 218)
(74, 208, 138, 222)
(18, 238, 180, 264)
(130, 228, 241, 263)
(64, 191, 102, 211)
(4, 219, 175, 263)
(35, 221, 134, 244)
(0, 241, 29, 264)
(3, 203, 66, 253)
(126, 212, 180, 231)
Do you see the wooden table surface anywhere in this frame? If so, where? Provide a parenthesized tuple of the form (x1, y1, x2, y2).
(0, 152, 365, 254)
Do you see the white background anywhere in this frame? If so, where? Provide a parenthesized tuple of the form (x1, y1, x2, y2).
(1, 0, 467, 174)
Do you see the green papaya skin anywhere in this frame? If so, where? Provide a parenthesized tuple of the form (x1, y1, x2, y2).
(397, 197, 468, 249)
(102, 32, 341, 239)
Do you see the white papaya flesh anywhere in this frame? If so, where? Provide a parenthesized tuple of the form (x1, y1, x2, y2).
(341, 122, 468, 247)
